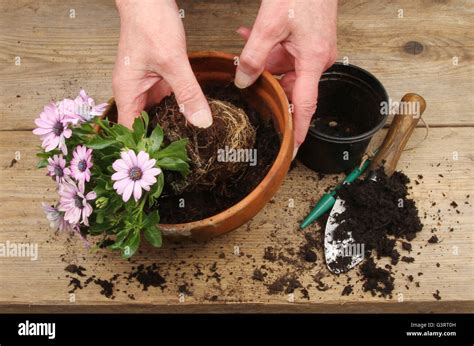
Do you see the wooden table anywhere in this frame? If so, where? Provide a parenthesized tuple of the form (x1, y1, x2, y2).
(0, 0, 473, 313)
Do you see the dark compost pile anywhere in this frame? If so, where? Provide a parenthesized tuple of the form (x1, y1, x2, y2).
(331, 169, 423, 297)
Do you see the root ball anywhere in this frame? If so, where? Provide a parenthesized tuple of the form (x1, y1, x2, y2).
(149, 95, 256, 194)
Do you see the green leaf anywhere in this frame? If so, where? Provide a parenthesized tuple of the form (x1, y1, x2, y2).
(96, 212, 104, 224)
(122, 229, 140, 259)
(88, 220, 112, 235)
(156, 157, 190, 176)
(36, 158, 48, 169)
(36, 151, 54, 159)
(72, 123, 95, 136)
(86, 137, 118, 149)
(144, 225, 162, 248)
(148, 173, 165, 203)
(116, 132, 136, 148)
(149, 124, 164, 153)
(141, 111, 149, 130)
(109, 195, 124, 213)
(96, 118, 114, 136)
(143, 210, 160, 228)
(136, 139, 147, 152)
(116, 134, 136, 149)
(155, 139, 188, 161)
(110, 123, 130, 136)
(109, 228, 130, 249)
(132, 115, 145, 142)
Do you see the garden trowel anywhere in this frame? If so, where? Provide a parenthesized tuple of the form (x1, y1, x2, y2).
(324, 93, 427, 274)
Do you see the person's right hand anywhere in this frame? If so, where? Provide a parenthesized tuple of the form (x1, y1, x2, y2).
(113, 0, 212, 129)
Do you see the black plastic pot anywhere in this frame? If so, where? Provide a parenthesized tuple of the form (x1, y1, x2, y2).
(297, 63, 389, 174)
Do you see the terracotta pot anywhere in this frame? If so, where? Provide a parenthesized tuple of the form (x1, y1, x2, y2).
(102, 51, 293, 240)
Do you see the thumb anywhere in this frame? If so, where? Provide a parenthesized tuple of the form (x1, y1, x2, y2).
(235, 25, 279, 89)
(292, 68, 322, 151)
(161, 56, 212, 128)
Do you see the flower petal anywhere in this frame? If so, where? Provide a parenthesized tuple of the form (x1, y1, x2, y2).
(146, 167, 162, 177)
(133, 182, 142, 201)
(128, 150, 138, 166)
(33, 127, 52, 136)
(120, 151, 134, 168)
(45, 136, 60, 152)
(122, 181, 134, 202)
(137, 151, 149, 167)
(139, 177, 155, 189)
(112, 171, 129, 181)
(86, 191, 96, 200)
(114, 178, 131, 194)
(140, 174, 156, 186)
(113, 158, 129, 171)
(142, 158, 157, 170)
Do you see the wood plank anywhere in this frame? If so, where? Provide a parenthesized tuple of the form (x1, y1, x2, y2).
(0, 127, 472, 312)
(0, 0, 473, 130)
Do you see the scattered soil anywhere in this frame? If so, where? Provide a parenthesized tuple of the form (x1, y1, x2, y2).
(266, 273, 302, 295)
(67, 277, 82, 293)
(341, 285, 353, 296)
(360, 258, 394, 298)
(153, 83, 280, 223)
(65, 264, 86, 277)
(427, 235, 439, 244)
(263, 246, 278, 262)
(129, 264, 166, 291)
(178, 283, 193, 296)
(302, 249, 317, 262)
(57, 151, 454, 303)
(401, 242, 412, 252)
(299, 232, 320, 263)
(94, 278, 114, 298)
(252, 268, 266, 282)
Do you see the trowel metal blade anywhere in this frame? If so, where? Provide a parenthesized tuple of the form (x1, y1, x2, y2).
(324, 197, 365, 274)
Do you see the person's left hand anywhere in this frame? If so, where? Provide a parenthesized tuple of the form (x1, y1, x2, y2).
(235, 0, 338, 157)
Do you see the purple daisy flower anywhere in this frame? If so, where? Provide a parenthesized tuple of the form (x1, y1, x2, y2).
(42, 203, 75, 232)
(70, 145, 93, 189)
(62, 89, 108, 124)
(33, 102, 72, 155)
(58, 181, 96, 226)
(112, 150, 162, 202)
(46, 154, 71, 184)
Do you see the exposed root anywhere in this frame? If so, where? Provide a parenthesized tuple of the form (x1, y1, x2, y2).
(149, 95, 256, 194)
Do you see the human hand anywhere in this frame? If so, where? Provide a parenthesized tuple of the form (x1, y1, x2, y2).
(235, 0, 338, 156)
(113, 0, 212, 129)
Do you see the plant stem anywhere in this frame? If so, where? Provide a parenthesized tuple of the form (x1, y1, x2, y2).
(138, 192, 149, 225)
(96, 119, 114, 136)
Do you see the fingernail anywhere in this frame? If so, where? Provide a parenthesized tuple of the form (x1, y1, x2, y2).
(235, 71, 253, 89)
(292, 146, 300, 160)
(188, 109, 213, 128)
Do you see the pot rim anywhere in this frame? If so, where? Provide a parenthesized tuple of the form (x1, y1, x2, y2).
(103, 51, 293, 234)
(308, 62, 389, 144)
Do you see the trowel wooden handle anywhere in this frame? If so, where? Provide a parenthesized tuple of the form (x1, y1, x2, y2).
(370, 93, 427, 176)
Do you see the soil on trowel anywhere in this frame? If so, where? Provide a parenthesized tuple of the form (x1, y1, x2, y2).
(327, 169, 423, 297)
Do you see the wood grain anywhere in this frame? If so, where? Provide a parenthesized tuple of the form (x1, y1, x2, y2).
(0, 0, 472, 313)
(0, 0, 473, 130)
(0, 128, 472, 312)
